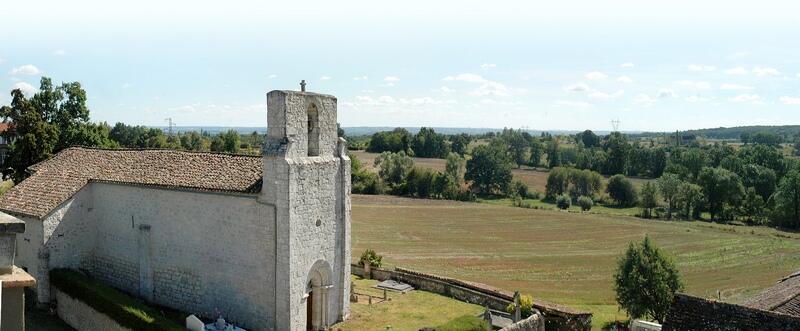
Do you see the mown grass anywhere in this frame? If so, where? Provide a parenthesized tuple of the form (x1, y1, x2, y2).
(351, 194, 800, 330)
(332, 276, 483, 331)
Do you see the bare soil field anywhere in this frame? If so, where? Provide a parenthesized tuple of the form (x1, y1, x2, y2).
(351, 194, 800, 329)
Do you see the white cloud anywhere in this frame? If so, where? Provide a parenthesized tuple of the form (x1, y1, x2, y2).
(797, 73, 800, 78)
(0, 57, 5, 64)
(617, 76, 633, 84)
(780, 96, 800, 105)
(588, 90, 624, 100)
(564, 82, 590, 92)
(480, 63, 496, 69)
(730, 94, 761, 103)
(753, 66, 780, 77)
(657, 89, 677, 98)
(688, 64, 716, 72)
(12, 82, 37, 95)
(685, 95, 710, 103)
(319, 75, 332, 81)
(555, 100, 592, 108)
(676, 80, 711, 89)
(10, 64, 41, 76)
(53, 49, 67, 56)
(360, 89, 374, 94)
(471, 81, 514, 97)
(439, 86, 456, 93)
(634, 93, 656, 106)
(353, 75, 368, 81)
(122, 82, 133, 89)
(267, 74, 277, 79)
(720, 83, 754, 90)
(585, 71, 608, 80)
(620, 63, 634, 68)
(724, 67, 749, 75)
(443, 73, 486, 83)
(383, 76, 400, 82)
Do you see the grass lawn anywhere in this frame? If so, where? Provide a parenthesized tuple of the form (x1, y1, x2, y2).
(351, 194, 800, 330)
(331, 276, 483, 331)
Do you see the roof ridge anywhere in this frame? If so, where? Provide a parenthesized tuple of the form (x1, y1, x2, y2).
(65, 146, 263, 158)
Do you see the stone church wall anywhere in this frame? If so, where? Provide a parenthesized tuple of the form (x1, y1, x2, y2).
(48, 182, 278, 331)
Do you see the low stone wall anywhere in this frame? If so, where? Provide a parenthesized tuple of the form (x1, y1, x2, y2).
(501, 313, 546, 331)
(351, 264, 592, 331)
(54, 288, 132, 331)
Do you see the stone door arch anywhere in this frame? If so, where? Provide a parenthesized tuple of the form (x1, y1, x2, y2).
(305, 260, 333, 330)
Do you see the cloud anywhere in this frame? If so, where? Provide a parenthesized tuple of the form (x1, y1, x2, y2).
(688, 64, 716, 72)
(564, 82, 590, 92)
(267, 74, 277, 79)
(585, 71, 608, 80)
(319, 75, 332, 81)
(353, 75, 368, 81)
(443, 73, 486, 83)
(620, 63, 634, 68)
(657, 89, 677, 98)
(480, 63, 496, 69)
(685, 95, 710, 103)
(753, 66, 780, 77)
(360, 89, 374, 94)
(555, 100, 592, 108)
(384, 76, 400, 82)
(780, 96, 800, 105)
(13, 82, 37, 95)
(617, 76, 633, 84)
(730, 94, 761, 103)
(53, 49, 67, 56)
(122, 82, 133, 89)
(439, 86, 456, 94)
(720, 83, 754, 90)
(588, 90, 624, 100)
(675, 80, 711, 89)
(10, 64, 42, 76)
(724, 67, 749, 75)
(634, 94, 656, 106)
(0, 57, 5, 64)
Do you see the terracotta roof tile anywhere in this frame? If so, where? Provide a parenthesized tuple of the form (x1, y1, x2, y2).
(743, 270, 800, 317)
(0, 147, 262, 219)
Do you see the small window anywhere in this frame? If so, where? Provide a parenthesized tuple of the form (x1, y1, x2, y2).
(307, 104, 320, 156)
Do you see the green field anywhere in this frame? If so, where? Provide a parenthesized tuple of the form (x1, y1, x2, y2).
(351, 194, 800, 329)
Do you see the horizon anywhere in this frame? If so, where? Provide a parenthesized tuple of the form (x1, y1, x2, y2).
(2, 1, 800, 131)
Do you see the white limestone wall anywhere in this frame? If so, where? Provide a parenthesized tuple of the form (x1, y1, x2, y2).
(88, 182, 276, 331)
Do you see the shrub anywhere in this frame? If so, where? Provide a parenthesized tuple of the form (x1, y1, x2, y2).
(435, 315, 490, 331)
(505, 294, 535, 318)
(359, 249, 383, 268)
(556, 194, 572, 210)
(606, 174, 638, 207)
(508, 180, 529, 198)
(49, 269, 183, 331)
(577, 196, 594, 211)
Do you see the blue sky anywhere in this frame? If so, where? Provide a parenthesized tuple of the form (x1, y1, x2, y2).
(2, 0, 800, 131)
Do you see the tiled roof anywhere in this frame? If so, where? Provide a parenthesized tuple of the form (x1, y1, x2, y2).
(0, 147, 262, 219)
(743, 270, 800, 317)
(663, 293, 800, 330)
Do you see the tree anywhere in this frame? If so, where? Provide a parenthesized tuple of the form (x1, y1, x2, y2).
(772, 169, 800, 228)
(374, 151, 414, 193)
(465, 143, 513, 195)
(639, 182, 659, 218)
(445, 152, 466, 185)
(556, 194, 572, 210)
(545, 167, 571, 199)
(658, 173, 681, 219)
(500, 129, 529, 167)
(577, 129, 600, 148)
(367, 128, 412, 154)
(675, 182, 703, 220)
(603, 132, 630, 175)
(412, 127, 450, 158)
(351, 154, 384, 194)
(529, 138, 544, 167)
(546, 139, 561, 168)
(449, 133, 471, 156)
(742, 187, 766, 224)
(740, 164, 776, 202)
(577, 196, 594, 211)
(698, 167, 744, 221)
(569, 169, 603, 199)
(1, 77, 115, 182)
(614, 236, 683, 324)
(606, 175, 638, 207)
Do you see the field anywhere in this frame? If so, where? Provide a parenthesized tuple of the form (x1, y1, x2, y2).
(351, 194, 800, 329)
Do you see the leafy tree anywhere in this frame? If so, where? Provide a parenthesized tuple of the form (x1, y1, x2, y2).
(578, 129, 600, 148)
(351, 154, 384, 194)
(529, 138, 544, 167)
(445, 152, 466, 185)
(675, 182, 704, 220)
(412, 127, 450, 158)
(556, 194, 572, 210)
(359, 249, 383, 268)
(507, 180, 529, 198)
(772, 169, 800, 228)
(545, 167, 571, 199)
(639, 182, 659, 218)
(449, 133, 472, 156)
(367, 128, 412, 154)
(607, 175, 638, 207)
(742, 187, 767, 224)
(577, 196, 594, 211)
(748, 131, 783, 147)
(679, 148, 707, 181)
(1, 77, 115, 182)
(698, 167, 744, 221)
(180, 131, 207, 151)
(569, 169, 603, 198)
(375, 151, 414, 193)
(658, 173, 682, 219)
(466, 143, 513, 195)
(738, 144, 786, 178)
(407, 167, 436, 198)
(546, 139, 561, 168)
(603, 132, 630, 175)
(500, 129, 529, 167)
(433, 172, 460, 199)
(740, 164, 776, 202)
(614, 236, 683, 324)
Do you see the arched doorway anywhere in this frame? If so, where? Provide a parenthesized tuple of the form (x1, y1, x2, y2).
(305, 260, 333, 331)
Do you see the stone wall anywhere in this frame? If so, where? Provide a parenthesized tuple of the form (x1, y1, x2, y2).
(54, 288, 132, 331)
(501, 313, 546, 331)
(662, 293, 800, 330)
(350, 265, 592, 331)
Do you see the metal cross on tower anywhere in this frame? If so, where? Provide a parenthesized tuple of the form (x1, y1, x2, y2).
(300, 80, 307, 92)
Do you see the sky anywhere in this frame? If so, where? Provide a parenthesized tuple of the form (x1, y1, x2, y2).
(1, 0, 800, 132)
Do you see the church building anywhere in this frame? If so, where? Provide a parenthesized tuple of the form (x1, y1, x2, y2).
(0, 89, 352, 330)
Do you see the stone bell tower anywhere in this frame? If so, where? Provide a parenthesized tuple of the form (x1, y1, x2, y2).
(259, 87, 351, 330)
